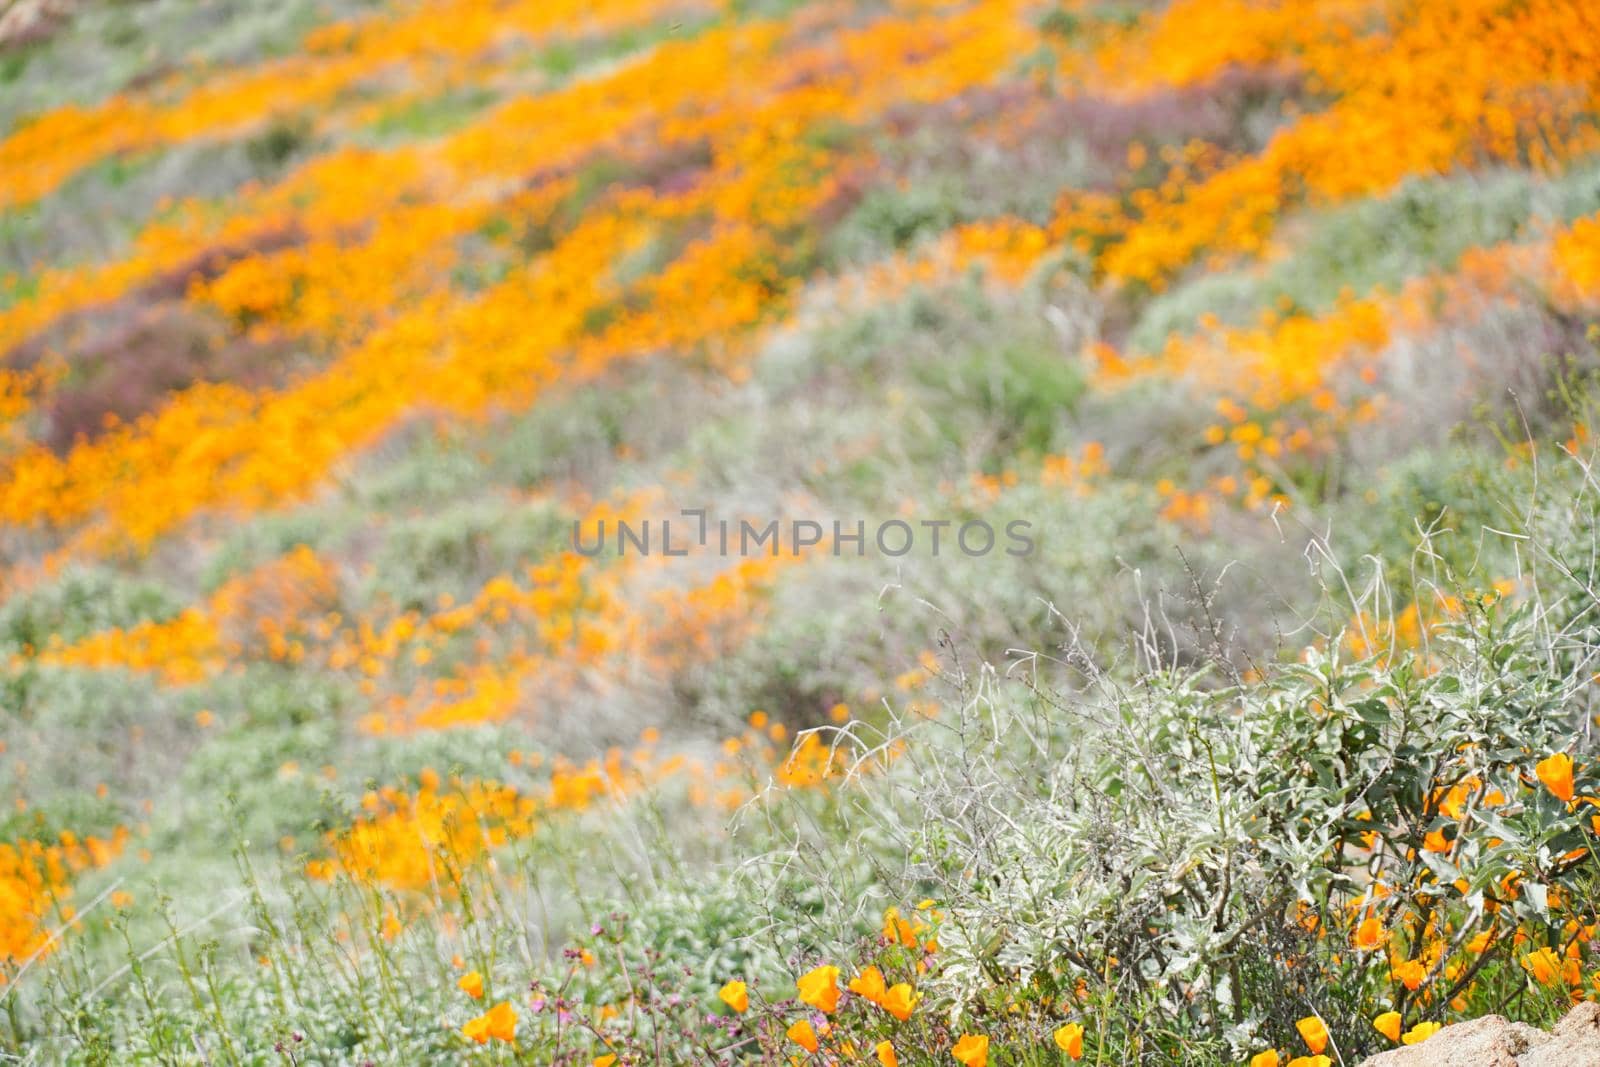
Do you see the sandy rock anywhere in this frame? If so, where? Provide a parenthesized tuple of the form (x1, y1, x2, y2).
(1356, 1014, 1546, 1067)
(1518, 1002, 1600, 1067)
(1359, 1005, 1600, 1066)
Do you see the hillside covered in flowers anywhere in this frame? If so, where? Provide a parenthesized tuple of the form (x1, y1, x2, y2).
(3, 0, 1600, 1063)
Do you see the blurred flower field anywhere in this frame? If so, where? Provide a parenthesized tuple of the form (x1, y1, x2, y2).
(3, 0, 1600, 1062)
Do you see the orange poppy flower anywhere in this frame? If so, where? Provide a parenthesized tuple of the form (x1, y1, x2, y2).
(462, 1001, 516, 1044)
(951, 1033, 988, 1067)
(1536, 752, 1575, 802)
(718, 979, 748, 1013)
(457, 971, 484, 999)
(1401, 1021, 1441, 1045)
(880, 983, 917, 1021)
(1295, 1015, 1328, 1054)
(787, 1019, 819, 1053)
(797, 965, 841, 1013)
(848, 966, 887, 1003)
(1054, 1022, 1084, 1059)
(1353, 916, 1387, 951)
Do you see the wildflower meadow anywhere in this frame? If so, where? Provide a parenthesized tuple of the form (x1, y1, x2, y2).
(3, 0, 1600, 1063)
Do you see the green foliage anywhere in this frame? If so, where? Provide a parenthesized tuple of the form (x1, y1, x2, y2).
(1134, 159, 1600, 350)
(365, 88, 496, 143)
(914, 337, 1086, 462)
(7, 6, 1600, 1057)
(0, 0, 383, 134)
(0, 567, 178, 652)
(829, 179, 969, 263)
(364, 497, 570, 608)
(731, 549, 1597, 1063)
(244, 116, 314, 169)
